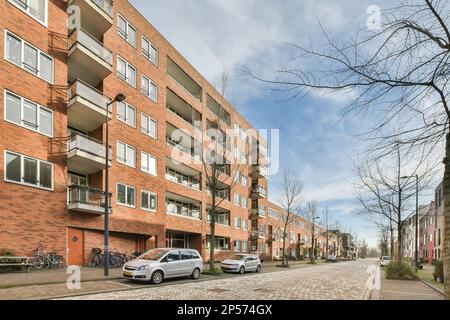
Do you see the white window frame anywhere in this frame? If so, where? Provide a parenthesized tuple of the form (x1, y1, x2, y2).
(116, 183, 136, 208)
(116, 141, 136, 168)
(242, 174, 248, 186)
(4, 90, 53, 137)
(234, 193, 240, 206)
(8, 0, 48, 27)
(141, 151, 157, 176)
(141, 74, 158, 102)
(4, 150, 53, 191)
(141, 112, 157, 139)
(142, 36, 158, 66)
(141, 189, 157, 212)
(4, 30, 54, 84)
(117, 13, 137, 48)
(116, 101, 136, 128)
(117, 55, 136, 88)
(242, 197, 248, 208)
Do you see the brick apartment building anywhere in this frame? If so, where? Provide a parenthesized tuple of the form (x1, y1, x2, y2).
(0, 0, 329, 265)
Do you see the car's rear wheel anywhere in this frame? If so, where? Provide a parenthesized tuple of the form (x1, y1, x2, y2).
(151, 270, 164, 284)
(191, 267, 201, 280)
(256, 265, 261, 273)
(239, 266, 245, 274)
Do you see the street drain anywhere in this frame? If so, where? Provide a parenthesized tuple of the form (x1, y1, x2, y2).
(208, 288, 230, 293)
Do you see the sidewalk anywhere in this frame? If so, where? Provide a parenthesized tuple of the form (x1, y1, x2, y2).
(380, 270, 444, 300)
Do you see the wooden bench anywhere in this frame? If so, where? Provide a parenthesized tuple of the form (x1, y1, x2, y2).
(0, 256, 33, 273)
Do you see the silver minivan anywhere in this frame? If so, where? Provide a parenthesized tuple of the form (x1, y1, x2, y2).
(122, 248, 204, 284)
(221, 254, 262, 274)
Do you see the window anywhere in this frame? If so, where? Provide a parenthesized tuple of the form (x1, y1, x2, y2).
(234, 193, 240, 206)
(141, 113, 157, 139)
(141, 152, 157, 176)
(141, 75, 158, 102)
(9, 0, 47, 25)
(141, 190, 157, 211)
(234, 240, 241, 252)
(242, 174, 248, 186)
(206, 236, 229, 250)
(242, 241, 248, 253)
(5, 31, 53, 83)
(117, 183, 135, 207)
(181, 251, 193, 260)
(234, 170, 241, 183)
(116, 101, 136, 127)
(117, 14, 137, 47)
(116, 141, 136, 167)
(242, 197, 248, 208)
(4, 91, 53, 137)
(5, 151, 53, 190)
(142, 36, 158, 65)
(166, 199, 201, 219)
(117, 56, 136, 87)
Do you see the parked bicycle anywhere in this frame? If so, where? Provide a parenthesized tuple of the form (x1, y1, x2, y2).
(31, 247, 66, 270)
(88, 248, 103, 268)
(88, 248, 128, 268)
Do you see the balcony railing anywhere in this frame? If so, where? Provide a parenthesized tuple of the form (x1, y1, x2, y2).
(252, 208, 266, 218)
(69, 28, 113, 66)
(68, 79, 112, 111)
(166, 137, 201, 160)
(68, 132, 112, 160)
(67, 184, 111, 213)
(165, 171, 201, 190)
(91, 0, 113, 17)
(251, 186, 267, 198)
(166, 204, 201, 220)
(267, 233, 276, 242)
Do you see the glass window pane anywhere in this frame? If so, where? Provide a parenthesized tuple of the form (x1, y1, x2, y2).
(128, 25, 137, 47)
(150, 82, 157, 101)
(23, 43, 38, 74)
(117, 16, 127, 38)
(149, 155, 156, 175)
(29, 0, 46, 23)
(127, 105, 136, 127)
(5, 92, 21, 124)
(5, 152, 21, 182)
(117, 184, 126, 204)
(117, 142, 125, 163)
(150, 193, 157, 210)
(141, 76, 149, 95)
(6, 33, 22, 65)
(141, 114, 148, 133)
(141, 191, 149, 209)
(150, 46, 158, 65)
(141, 152, 148, 171)
(39, 53, 52, 83)
(127, 187, 135, 206)
(149, 119, 157, 138)
(23, 157, 37, 185)
(23, 101, 38, 129)
(128, 65, 136, 86)
(117, 101, 126, 121)
(39, 108, 52, 136)
(127, 146, 135, 167)
(39, 161, 52, 189)
(117, 58, 126, 79)
(142, 38, 149, 56)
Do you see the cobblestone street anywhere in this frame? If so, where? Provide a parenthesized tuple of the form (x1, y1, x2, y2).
(61, 259, 378, 300)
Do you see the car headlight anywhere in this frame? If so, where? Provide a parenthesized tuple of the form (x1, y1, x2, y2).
(231, 264, 239, 268)
(137, 265, 149, 271)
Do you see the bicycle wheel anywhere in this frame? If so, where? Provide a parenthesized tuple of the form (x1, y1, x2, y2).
(55, 255, 66, 268)
(32, 256, 49, 270)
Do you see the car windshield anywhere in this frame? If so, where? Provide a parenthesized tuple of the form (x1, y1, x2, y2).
(138, 249, 169, 261)
(229, 254, 246, 261)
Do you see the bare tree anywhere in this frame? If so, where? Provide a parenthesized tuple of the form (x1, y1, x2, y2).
(321, 206, 334, 258)
(278, 169, 304, 267)
(244, 0, 450, 298)
(303, 200, 320, 263)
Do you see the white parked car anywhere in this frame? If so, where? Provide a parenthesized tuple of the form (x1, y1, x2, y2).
(380, 256, 391, 267)
(221, 254, 262, 274)
(122, 248, 204, 284)
(327, 255, 337, 262)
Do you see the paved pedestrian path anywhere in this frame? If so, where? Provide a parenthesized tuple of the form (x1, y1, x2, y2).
(59, 259, 378, 300)
(381, 273, 444, 300)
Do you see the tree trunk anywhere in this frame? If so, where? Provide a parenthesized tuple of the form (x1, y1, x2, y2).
(281, 220, 288, 267)
(390, 225, 395, 258)
(209, 193, 216, 271)
(443, 132, 450, 299)
(310, 224, 315, 263)
(397, 223, 402, 262)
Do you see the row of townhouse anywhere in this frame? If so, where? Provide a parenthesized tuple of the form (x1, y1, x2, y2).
(401, 182, 445, 263)
(0, 0, 336, 265)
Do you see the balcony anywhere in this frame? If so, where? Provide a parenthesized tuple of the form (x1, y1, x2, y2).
(251, 185, 267, 199)
(67, 184, 112, 215)
(70, 0, 113, 39)
(267, 234, 276, 242)
(167, 58, 202, 101)
(251, 230, 260, 240)
(68, 80, 112, 132)
(68, 28, 113, 86)
(253, 165, 268, 179)
(166, 88, 202, 128)
(166, 123, 201, 161)
(166, 192, 202, 220)
(67, 133, 111, 174)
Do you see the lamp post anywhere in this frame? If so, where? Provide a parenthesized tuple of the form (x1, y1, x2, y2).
(401, 174, 419, 272)
(104, 93, 126, 277)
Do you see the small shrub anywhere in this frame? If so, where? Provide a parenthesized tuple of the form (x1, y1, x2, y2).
(385, 261, 418, 280)
(433, 260, 444, 283)
(0, 249, 14, 256)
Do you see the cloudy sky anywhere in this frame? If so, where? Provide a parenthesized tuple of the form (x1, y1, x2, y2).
(129, 0, 419, 248)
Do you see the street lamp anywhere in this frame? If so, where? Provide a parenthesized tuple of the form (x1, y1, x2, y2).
(104, 93, 126, 277)
(401, 174, 419, 272)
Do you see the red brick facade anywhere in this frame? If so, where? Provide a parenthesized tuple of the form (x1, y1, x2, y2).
(0, 0, 325, 264)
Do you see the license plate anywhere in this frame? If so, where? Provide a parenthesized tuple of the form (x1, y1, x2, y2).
(123, 271, 133, 277)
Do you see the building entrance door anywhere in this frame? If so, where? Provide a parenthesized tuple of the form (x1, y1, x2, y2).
(67, 228, 84, 265)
